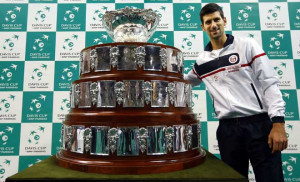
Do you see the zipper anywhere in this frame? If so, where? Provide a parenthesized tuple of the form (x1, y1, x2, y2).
(212, 96, 217, 116)
(250, 83, 263, 109)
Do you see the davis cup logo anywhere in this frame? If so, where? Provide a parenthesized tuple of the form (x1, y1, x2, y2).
(29, 94, 46, 113)
(296, 9, 300, 21)
(181, 34, 196, 50)
(229, 55, 238, 64)
(5, 6, 21, 23)
(63, 34, 78, 51)
(92, 6, 108, 22)
(154, 6, 166, 19)
(238, 6, 252, 22)
(0, 127, 13, 146)
(248, 33, 254, 38)
(285, 124, 293, 138)
(282, 156, 297, 176)
(28, 126, 45, 145)
(184, 64, 193, 74)
(0, 95, 15, 113)
(0, 159, 11, 179)
(267, 5, 281, 21)
(282, 92, 290, 99)
(273, 62, 286, 79)
(1, 64, 17, 82)
(2, 35, 19, 51)
(180, 6, 195, 22)
(60, 98, 70, 112)
(61, 64, 77, 81)
(31, 64, 47, 81)
(32, 34, 49, 52)
(152, 34, 167, 44)
(35, 6, 51, 23)
(192, 93, 199, 107)
(269, 33, 284, 50)
(64, 6, 79, 23)
(93, 34, 108, 45)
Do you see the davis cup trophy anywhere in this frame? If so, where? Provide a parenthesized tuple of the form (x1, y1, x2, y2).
(56, 7, 206, 174)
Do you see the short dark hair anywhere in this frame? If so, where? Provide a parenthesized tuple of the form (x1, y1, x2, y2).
(200, 3, 224, 24)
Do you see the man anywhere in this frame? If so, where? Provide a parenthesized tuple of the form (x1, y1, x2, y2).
(184, 3, 287, 182)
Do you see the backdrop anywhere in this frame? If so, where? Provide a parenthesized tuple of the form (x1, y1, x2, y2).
(0, 0, 299, 181)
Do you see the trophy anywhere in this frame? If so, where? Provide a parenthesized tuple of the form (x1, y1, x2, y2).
(56, 7, 205, 175)
(102, 7, 159, 42)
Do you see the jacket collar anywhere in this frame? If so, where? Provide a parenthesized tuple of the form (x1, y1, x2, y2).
(204, 34, 234, 52)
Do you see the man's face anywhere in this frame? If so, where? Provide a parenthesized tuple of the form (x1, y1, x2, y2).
(201, 11, 227, 40)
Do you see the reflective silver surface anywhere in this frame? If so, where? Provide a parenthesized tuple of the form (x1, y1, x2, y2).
(95, 46, 111, 71)
(123, 80, 144, 107)
(118, 46, 137, 70)
(80, 45, 185, 75)
(90, 49, 97, 71)
(168, 82, 176, 105)
(83, 128, 92, 153)
(192, 124, 200, 149)
(110, 47, 119, 68)
(152, 80, 169, 107)
(108, 128, 119, 154)
(147, 126, 166, 155)
(115, 81, 125, 105)
(160, 48, 167, 69)
(70, 85, 75, 108)
(167, 48, 178, 73)
(143, 81, 152, 105)
(90, 82, 99, 106)
(177, 52, 184, 74)
(144, 46, 161, 71)
(175, 82, 186, 107)
(97, 80, 116, 107)
(79, 82, 91, 108)
(70, 126, 85, 154)
(82, 50, 91, 74)
(186, 125, 193, 149)
(102, 7, 159, 42)
(74, 84, 80, 107)
(185, 84, 192, 107)
(61, 123, 201, 156)
(173, 125, 187, 153)
(135, 46, 146, 68)
(165, 126, 174, 152)
(61, 124, 65, 149)
(90, 126, 109, 155)
(117, 127, 139, 156)
(70, 81, 192, 108)
(65, 125, 72, 150)
(79, 53, 84, 75)
(137, 127, 148, 154)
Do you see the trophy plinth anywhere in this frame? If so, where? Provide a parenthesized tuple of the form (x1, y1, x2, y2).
(102, 7, 159, 42)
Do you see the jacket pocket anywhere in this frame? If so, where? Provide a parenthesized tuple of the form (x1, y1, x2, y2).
(250, 83, 263, 109)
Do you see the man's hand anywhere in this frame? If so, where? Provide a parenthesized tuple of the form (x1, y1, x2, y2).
(268, 123, 288, 154)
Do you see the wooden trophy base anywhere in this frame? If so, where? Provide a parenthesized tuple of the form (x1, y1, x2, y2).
(56, 150, 206, 175)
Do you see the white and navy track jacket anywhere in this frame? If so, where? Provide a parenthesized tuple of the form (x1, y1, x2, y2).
(184, 34, 285, 122)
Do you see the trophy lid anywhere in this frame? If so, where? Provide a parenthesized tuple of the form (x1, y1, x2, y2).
(102, 7, 159, 42)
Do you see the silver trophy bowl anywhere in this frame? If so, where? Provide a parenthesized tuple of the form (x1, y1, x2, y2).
(102, 7, 159, 42)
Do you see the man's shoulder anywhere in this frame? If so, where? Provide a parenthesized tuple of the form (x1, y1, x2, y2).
(233, 36, 257, 47)
(195, 51, 210, 65)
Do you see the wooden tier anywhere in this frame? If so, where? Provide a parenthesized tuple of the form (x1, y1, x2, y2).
(56, 42, 205, 174)
(57, 149, 206, 174)
(57, 111, 205, 174)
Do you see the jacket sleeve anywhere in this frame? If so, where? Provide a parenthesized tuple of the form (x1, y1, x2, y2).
(184, 64, 202, 87)
(247, 38, 285, 122)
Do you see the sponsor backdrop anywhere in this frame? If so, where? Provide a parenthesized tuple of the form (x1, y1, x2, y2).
(0, 0, 299, 181)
